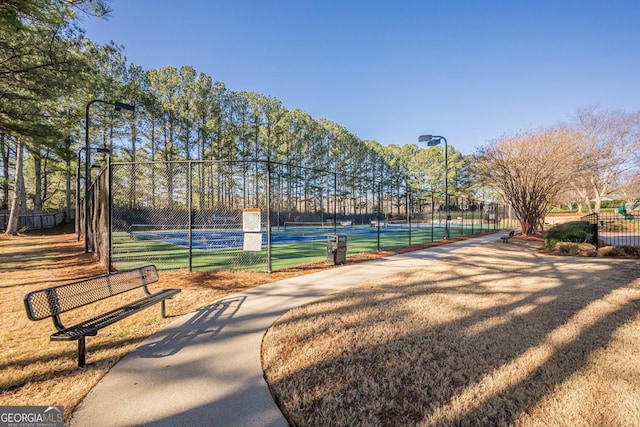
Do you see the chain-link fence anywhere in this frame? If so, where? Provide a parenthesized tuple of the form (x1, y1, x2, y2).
(107, 160, 267, 272)
(79, 167, 109, 265)
(84, 159, 517, 272)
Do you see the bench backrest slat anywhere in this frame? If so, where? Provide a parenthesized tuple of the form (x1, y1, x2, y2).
(24, 265, 158, 321)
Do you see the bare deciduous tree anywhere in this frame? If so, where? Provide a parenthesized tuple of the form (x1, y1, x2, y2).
(477, 127, 580, 235)
(569, 107, 640, 213)
(617, 172, 640, 204)
(555, 187, 586, 212)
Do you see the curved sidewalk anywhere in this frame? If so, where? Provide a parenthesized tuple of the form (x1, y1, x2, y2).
(70, 233, 501, 427)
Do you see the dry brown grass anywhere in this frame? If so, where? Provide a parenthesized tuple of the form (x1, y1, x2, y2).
(0, 226, 325, 420)
(263, 238, 640, 426)
(0, 224, 447, 420)
(8, 226, 637, 426)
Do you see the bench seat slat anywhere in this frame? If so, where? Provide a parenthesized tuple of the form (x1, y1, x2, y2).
(24, 265, 159, 321)
(50, 289, 180, 341)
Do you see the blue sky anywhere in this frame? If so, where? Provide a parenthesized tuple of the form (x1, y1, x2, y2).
(81, 0, 640, 154)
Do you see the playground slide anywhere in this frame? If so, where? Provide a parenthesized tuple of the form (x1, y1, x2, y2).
(618, 201, 640, 220)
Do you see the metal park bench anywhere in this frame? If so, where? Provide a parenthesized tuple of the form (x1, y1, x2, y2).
(24, 265, 180, 367)
(500, 230, 516, 243)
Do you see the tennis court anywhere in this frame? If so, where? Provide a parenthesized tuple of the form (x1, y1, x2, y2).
(127, 221, 454, 251)
(111, 221, 479, 272)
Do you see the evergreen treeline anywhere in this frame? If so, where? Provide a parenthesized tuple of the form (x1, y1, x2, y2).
(1, 1, 473, 230)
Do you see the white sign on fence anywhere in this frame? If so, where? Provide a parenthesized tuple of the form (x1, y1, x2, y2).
(243, 232, 262, 251)
(242, 208, 262, 251)
(242, 208, 261, 232)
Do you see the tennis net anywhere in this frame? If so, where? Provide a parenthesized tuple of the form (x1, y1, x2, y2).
(283, 220, 353, 230)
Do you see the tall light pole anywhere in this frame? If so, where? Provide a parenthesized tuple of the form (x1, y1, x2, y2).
(418, 134, 449, 239)
(84, 99, 134, 253)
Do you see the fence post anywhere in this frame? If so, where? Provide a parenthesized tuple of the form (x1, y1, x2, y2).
(407, 182, 411, 246)
(431, 192, 434, 242)
(107, 158, 112, 273)
(266, 158, 272, 273)
(188, 161, 193, 273)
(593, 213, 599, 249)
(333, 172, 337, 235)
(581, 212, 599, 249)
(377, 180, 381, 251)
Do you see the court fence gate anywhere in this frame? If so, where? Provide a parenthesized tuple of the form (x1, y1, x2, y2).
(81, 159, 518, 273)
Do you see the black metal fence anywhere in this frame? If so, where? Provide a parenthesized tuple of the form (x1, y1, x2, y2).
(83, 159, 518, 272)
(585, 212, 640, 249)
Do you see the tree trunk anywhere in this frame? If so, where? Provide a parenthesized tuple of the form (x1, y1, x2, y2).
(65, 138, 72, 222)
(519, 215, 537, 236)
(33, 153, 42, 212)
(583, 195, 593, 214)
(1, 132, 9, 210)
(5, 140, 24, 235)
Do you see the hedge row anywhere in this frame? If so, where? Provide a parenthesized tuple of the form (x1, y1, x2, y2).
(544, 221, 593, 248)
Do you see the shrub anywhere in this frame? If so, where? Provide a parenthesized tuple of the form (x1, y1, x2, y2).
(597, 245, 640, 258)
(545, 221, 593, 248)
(578, 243, 597, 256)
(555, 242, 579, 255)
(618, 245, 640, 257)
(598, 246, 627, 257)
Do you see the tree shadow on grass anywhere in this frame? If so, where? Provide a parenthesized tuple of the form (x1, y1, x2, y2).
(263, 245, 640, 426)
(0, 335, 147, 393)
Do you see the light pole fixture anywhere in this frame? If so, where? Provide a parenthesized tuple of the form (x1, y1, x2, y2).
(84, 99, 134, 253)
(418, 134, 449, 239)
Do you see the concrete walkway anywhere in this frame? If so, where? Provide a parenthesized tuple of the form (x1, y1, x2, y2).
(70, 233, 501, 427)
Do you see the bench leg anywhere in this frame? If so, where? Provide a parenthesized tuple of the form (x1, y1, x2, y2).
(78, 337, 86, 367)
(161, 300, 166, 318)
